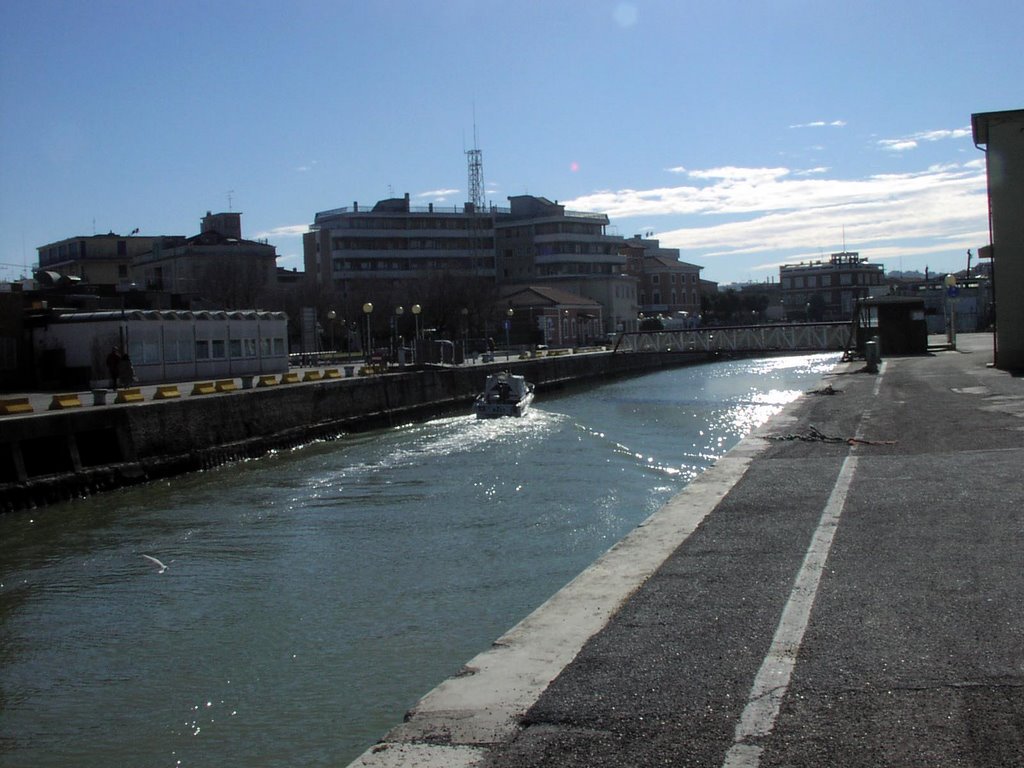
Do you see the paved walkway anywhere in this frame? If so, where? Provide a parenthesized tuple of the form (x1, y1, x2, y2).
(351, 333, 1024, 767)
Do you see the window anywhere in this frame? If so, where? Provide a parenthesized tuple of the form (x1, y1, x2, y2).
(229, 339, 242, 358)
(196, 340, 210, 360)
(652, 275, 660, 284)
(273, 338, 286, 356)
(211, 339, 226, 358)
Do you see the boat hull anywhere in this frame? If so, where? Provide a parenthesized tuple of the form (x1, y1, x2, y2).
(474, 392, 534, 418)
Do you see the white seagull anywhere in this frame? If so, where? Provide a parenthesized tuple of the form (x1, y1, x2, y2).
(142, 554, 168, 573)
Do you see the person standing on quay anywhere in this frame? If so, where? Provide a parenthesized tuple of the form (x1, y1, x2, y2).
(106, 347, 121, 389)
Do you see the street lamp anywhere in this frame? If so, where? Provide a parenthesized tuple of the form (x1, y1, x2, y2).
(505, 307, 514, 360)
(411, 303, 422, 364)
(411, 304, 421, 339)
(327, 310, 336, 356)
(363, 302, 373, 358)
(461, 307, 469, 363)
(393, 305, 404, 360)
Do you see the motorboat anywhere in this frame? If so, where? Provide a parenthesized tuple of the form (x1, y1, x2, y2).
(474, 371, 535, 418)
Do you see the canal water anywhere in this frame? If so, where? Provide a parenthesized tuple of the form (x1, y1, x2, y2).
(0, 354, 837, 767)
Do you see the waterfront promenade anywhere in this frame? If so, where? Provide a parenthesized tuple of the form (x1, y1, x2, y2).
(352, 332, 1023, 767)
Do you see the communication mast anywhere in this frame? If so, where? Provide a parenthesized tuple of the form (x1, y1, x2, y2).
(466, 121, 485, 210)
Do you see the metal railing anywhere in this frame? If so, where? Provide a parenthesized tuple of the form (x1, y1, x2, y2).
(612, 322, 853, 354)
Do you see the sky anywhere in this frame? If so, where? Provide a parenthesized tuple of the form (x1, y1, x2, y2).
(1, 0, 1020, 286)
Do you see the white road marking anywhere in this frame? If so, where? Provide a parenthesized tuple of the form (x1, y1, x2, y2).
(722, 363, 884, 767)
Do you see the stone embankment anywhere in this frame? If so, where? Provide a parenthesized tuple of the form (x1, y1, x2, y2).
(0, 351, 709, 512)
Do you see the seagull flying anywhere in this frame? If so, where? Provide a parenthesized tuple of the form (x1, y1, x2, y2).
(142, 554, 168, 573)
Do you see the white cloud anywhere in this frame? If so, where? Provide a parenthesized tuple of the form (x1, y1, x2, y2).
(794, 166, 830, 176)
(417, 188, 460, 199)
(665, 166, 687, 174)
(790, 120, 847, 128)
(562, 161, 987, 273)
(878, 126, 972, 151)
(879, 139, 919, 152)
(256, 224, 307, 239)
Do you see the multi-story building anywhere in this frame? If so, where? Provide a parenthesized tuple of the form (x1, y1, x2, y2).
(304, 193, 639, 335)
(133, 212, 278, 309)
(37, 232, 164, 290)
(304, 193, 495, 289)
(621, 235, 702, 320)
(780, 251, 884, 321)
(496, 196, 637, 334)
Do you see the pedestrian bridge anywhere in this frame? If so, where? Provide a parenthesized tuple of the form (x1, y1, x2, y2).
(612, 321, 853, 354)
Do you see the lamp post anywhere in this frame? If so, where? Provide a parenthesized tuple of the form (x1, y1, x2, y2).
(461, 307, 469, 363)
(327, 310, 336, 358)
(362, 302, 373, 359)
(505, 307, 514, 360)
(411, 303, 421, 364)
(394, 305, 404, 361)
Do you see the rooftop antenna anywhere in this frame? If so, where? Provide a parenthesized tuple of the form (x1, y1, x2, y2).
(842, 224, 847, 254)
(227, 190, 235, 211)
(466, 106, 485, 210)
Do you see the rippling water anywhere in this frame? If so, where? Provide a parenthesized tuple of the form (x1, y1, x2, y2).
(0, 354, 837, 767)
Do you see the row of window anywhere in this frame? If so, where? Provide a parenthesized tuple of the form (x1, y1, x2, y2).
(536, 263, 619, 276)
(333, 258, 494, 272)
(643, 291, 700, 306)
(331, 237, 494, 251)
(536, 243, 620, 256)
(337, 217, 489, 231)
(128, 337, 287, 365)
(782, 271, 881, 289)
(649, 273, 699, 284)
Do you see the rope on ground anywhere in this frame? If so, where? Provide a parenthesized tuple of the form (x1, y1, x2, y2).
(806, 384, 841, 395)
(766, 424, 897, 446)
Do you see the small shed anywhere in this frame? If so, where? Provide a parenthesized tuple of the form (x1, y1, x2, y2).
(856, 296, 928, 355)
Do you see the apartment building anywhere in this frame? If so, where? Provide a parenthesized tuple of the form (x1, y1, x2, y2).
(621, 235, 702, 319)
(304, 193, 494, 288)
(133, 212, 278, 309)
(37, 232, 164, 290)
(780, 251, 884, 321)
(304, 193, 638, 335)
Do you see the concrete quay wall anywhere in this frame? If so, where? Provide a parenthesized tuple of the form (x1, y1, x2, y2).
(0, 351, 709, 513)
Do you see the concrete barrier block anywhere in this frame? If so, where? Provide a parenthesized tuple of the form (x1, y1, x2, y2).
(1, 397, 34, 415)
(302, 371, 323, 382)
(323, 368, 341, 379)
(256, 375, 278, 387)
(153, 385, 181, 400)
(215, 379, 238, 393)
(279, 372, 300, 385)
(191, 382, 217, 396)
(49, 393, 83, 410)
(114, 388, 145, 404)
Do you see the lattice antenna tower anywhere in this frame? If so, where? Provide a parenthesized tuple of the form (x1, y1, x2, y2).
(466, 119, 485, 210)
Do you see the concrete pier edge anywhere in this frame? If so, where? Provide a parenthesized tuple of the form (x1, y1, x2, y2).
(344, 359, 839, 767)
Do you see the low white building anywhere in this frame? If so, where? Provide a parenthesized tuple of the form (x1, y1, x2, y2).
(31, 309, 289, 387)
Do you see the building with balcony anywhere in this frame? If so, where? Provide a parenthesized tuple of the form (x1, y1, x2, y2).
(304, 193, 495, 289)
(780, 251, 884, 321)
(304, 193, 638, 336)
